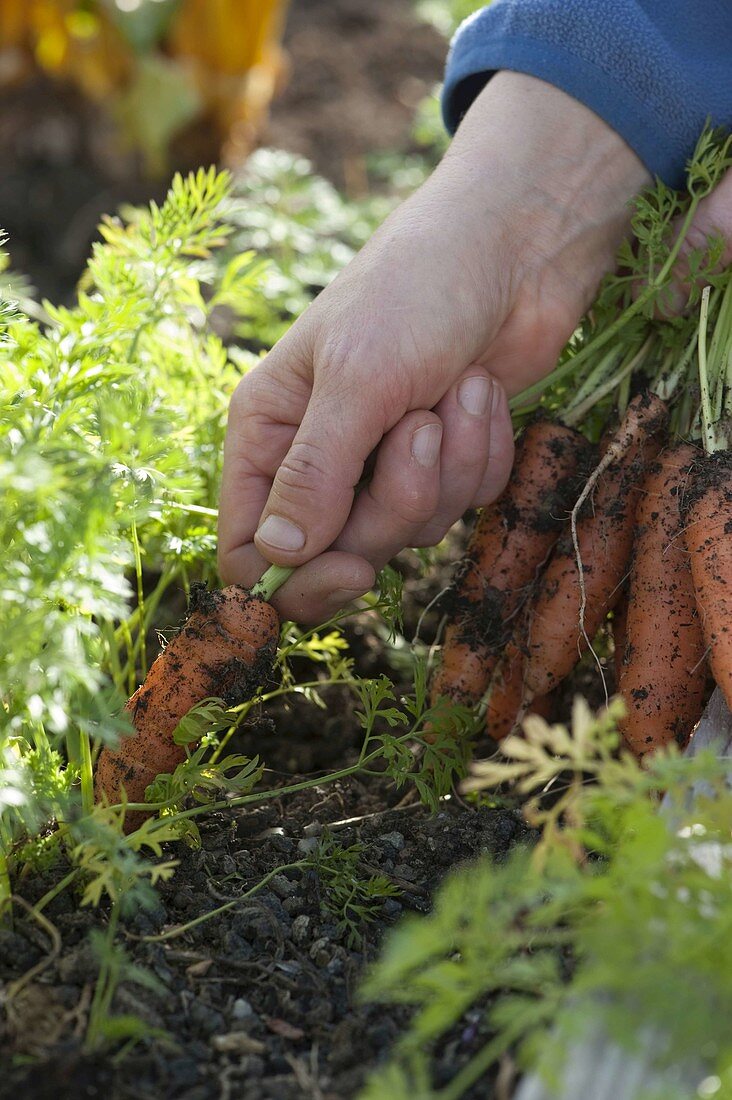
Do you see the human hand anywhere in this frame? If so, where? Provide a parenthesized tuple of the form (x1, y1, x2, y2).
(219, 72, 649, 623)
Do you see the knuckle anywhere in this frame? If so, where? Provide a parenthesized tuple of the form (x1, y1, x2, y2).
(274, 439, 331, 499)
(392, 486, 436, 527)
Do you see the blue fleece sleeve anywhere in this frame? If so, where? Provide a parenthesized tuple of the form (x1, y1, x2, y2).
(442, 1, 732, 188)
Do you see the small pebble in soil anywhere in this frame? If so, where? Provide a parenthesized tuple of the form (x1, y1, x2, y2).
(309, 937, 332, 967)
(232, 997, 255, 1021)
(269, 874, 298, 899)
(380, 830, 405, 851)
(291, 914, 311, 945)
(297, 837, 319, 855)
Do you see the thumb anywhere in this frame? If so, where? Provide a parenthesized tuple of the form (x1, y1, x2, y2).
(254, 384, 386, 566)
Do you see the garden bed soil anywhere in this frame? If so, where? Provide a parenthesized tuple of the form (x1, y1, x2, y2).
(0, 770, 532, 1100)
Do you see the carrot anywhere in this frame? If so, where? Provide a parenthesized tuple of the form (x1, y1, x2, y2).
(683, 449, 732, 712)
(611, 587, 628, 691)
(95, 584, 280, 823)
(484, 635, 553, 743)
(618, 445, 708, 759)
(430, 418, 592, 710)
(524, 392, 668, 697)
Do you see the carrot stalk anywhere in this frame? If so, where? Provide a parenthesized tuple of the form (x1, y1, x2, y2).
(251, 564, 294, 601)
(618, 445, 708, 759)
(430, 419, 593, 710)
(524, 392, 668, 698)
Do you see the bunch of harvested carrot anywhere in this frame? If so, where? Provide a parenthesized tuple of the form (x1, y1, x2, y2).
(430, 393, 670, 744)
(429, 418, 593, 713)
(95, 569, 290, 828)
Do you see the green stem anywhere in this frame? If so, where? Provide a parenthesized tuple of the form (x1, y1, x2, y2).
(79, 730, 95, 817)
(564, 337, 654, 427)
(209, 677, 351, 764)
(86, 902, 120, 1050)
(0, 834, 12, 929)
(251, 564, 294, 601)
(113, 568, 176, 646)
(130, 516, 147, 678)
(34, 868, 79, 914)
(565, 346, 621, 415)
(137, 860, 307, 943)
(436, 1017, 538, 1100)
(120, 619, 136, 698)
(698, 285, 717, 454)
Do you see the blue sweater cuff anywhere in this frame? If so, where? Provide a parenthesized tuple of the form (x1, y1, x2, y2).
(442, 3, 732, 190)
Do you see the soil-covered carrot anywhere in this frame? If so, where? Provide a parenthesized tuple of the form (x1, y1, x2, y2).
(484, 635, 553, 743)
(618, 444, 708, 759)
(683, 449, 732, 712)
(611, 587, 629, 691)
(524, 392, 668, 697)
(96, 584, 280, 820)
(430, 419, 593, 710)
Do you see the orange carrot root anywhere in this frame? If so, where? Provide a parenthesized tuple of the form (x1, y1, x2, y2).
(96, 584, 279, 827)
(684, 449, 732, 713)
(430, 418, 593, 711)
(611, 587, 628, 691)
(618, 444, 707, 759)
(485, 636, 553, 743)
(524, 392, 668, 697)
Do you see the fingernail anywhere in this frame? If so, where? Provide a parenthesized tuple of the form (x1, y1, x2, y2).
(257, 514, 306, 552)
(458, 376, 492, 416)
(411, 423, 442, 467)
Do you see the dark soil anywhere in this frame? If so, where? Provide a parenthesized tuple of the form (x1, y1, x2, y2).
(0, 772, 532, 1100)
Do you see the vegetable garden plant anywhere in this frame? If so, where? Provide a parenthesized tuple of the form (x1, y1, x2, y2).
(3, 132, 732, 1097)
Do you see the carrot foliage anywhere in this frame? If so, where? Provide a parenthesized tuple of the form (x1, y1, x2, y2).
(361, 701, 732, 1100)
(1, 163, 471, 1044)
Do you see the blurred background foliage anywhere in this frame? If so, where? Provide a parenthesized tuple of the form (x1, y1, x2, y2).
(0, 0, 471, 299)
(0, 0, 289, 171)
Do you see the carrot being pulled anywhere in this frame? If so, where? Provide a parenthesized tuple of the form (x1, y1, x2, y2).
(524, 392, 668, 698)
(430, 418, 592, 711)
(618, 444, 708, 759)
(96, 581, 281, 824)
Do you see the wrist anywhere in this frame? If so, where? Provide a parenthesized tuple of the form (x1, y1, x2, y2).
(439, 72, 650, 288)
